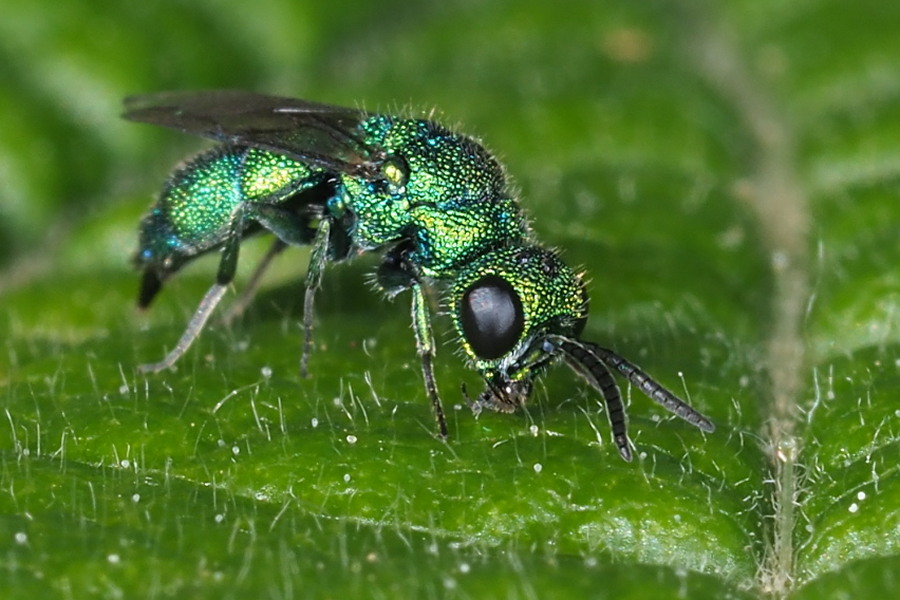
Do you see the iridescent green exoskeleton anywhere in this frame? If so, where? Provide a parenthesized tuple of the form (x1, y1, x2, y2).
(125, 90, 713, 461)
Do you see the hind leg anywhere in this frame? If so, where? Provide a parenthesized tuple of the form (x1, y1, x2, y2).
(139, 209, 245, 373)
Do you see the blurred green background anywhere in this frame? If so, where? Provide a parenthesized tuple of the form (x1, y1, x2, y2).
(1, 0, 898, 598)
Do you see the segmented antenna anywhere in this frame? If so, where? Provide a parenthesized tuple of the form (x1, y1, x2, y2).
(554, 337, 715, 461)
(558, 339, 633, 461)
(587, 343, 715, 433)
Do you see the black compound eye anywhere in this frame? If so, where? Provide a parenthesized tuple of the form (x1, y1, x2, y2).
(460, 275, 524, 360)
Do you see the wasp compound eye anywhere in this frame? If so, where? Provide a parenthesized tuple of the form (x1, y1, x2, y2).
(460, 274, 524, 360)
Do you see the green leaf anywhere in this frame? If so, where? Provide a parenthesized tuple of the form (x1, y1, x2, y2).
(1, 0, 897, 598)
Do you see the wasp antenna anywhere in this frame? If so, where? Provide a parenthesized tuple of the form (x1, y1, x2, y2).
(556, 338, 633, 461)
(583, 342, 715, 433)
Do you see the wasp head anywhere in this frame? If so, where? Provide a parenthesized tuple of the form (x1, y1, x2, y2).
(451, 242, 715, 461)
(451, 244, 588, 411)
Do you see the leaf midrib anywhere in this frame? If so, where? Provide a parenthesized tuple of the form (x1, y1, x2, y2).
(675, 2, 812, 596)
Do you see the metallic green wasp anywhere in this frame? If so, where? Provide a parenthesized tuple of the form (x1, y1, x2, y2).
(125, 90, 713, 460)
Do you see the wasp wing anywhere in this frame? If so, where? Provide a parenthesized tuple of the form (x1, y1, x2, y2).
(123, 90, 382, 179)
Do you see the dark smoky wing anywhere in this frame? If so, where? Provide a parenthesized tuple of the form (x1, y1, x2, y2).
(123, 90, 381, 178)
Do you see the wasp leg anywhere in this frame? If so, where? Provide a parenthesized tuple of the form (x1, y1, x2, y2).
(139, 209, 244, 374)
(137, 283, 229, 374)
(250, 203, 333, 378)
(411, 282, 448, 438)
(220, 238, 287, 325)
(376, 243, 448, 439)
(300, 219, 331, 378)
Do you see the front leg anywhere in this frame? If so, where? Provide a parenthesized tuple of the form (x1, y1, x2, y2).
(377, 243, 448, 439)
